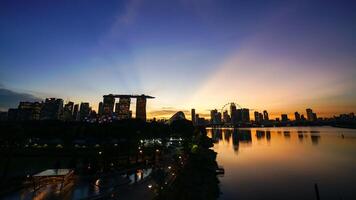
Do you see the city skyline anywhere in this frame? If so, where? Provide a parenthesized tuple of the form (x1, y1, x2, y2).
(1, 0, 356, 118)
(4, 94, 355, 122)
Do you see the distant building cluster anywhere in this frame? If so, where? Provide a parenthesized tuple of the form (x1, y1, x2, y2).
(0, 94, 154, 122)
(192, 103, 251, 126)
(189, 104, 355, 127)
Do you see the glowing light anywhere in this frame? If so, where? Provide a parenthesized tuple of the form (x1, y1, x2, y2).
(148, 184, 153, 189)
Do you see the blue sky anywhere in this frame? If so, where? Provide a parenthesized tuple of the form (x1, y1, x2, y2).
(1, 0, 356, 118)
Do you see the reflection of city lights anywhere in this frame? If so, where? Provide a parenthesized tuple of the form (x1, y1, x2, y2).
(179, 156, 182, 159)
(98, 151, 102, 155)
(156, 149, 160, 152)
(139, 150, 143, 154)
(168, 166, 171, 170)
(148, 184, 153, 189)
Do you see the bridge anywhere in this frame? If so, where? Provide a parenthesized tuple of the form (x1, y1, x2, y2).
(102, 94, 155, 121)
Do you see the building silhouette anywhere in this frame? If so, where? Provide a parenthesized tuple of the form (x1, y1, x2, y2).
(306, 108, 317, 121)
(102, 94, 154, 121)
(241, 108, 250, 122)
(210, 109, 222, 124)
(254, 111, 260, 123)
(263, 110, 269, 121)
(103, 95, 115, 115)
(295, 112, 301, 121)
(17, 101, 42, 121)
(98, 102, 103, 116)
(63, 101, 74, 121)
(73, 104, 79, 121)
(223, 110, 230, 123)
(136, 96, 147, 121)
(230, 103, 238, 124)
(116, 97, 131, 119)
(79, 102, 90, 121)
(281, 114, 289, 122)
(40, 98, 63, 120)
(191, 109, 196, 125)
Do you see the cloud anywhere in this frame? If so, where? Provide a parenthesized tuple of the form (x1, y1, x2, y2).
(0, 88, 42, 111)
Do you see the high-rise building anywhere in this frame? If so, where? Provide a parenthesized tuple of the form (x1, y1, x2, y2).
(40, 98, 63, 120)
(301, 114, 306, 121)
(73, 104, 79, 121)
(306, 108, 314, 121)
(211, 109, 217, 124)
(263, 110, 269, 121)
(98, 102, 103, 116)
(254, 111, 260, 123)
(281, 114, 289, 122)
(241, 108, 250, 122)
(63, 101, 74, 121)
(116, 97, 131, 120)
(216, 112, 222, 124)
(259, 113, 263, 122)
(210, 109, 222, 124)
(223, 110, 230, 123)
(312, 113, 317, 121)
(79, 102, 90, 121)
(136, 95, 147, 121)
(191, 109, 196, 125)
(17, 101, 42, 121)
(295, 112, 301, 121)
(103, 95, 115, 116)
(230, 103, 239, 124)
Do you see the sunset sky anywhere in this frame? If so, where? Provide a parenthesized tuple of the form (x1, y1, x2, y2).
(1, 0, 356, 119)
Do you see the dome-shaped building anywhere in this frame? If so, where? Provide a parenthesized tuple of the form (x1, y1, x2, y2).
(167, 111, 186, 124)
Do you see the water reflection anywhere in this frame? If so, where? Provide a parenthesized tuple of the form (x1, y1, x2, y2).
(207, 127, 356, 200)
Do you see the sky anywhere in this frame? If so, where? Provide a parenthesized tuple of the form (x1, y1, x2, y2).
(1, 0, 356, 119)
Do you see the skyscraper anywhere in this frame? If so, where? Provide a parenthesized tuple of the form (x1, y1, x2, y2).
(17, 101, 42, 121)
(103, 95, 115, 116)
(98, 102, 103, 116)
(223, 110, 230, 123)
(230, 103, 239, 124)
(254, 111, 260, 123)
(281, 114, 289, 122)
(63, 101, 74, 121)
(306, 108, 313, 121)
(211, 109, 217, 124)
(136, 95, 147, 121)
(73, 104, 79, 121)
(259, 113, 264, 122)
(263, 110, 269, 121)
(210, 109, 222, 124)
(295, 112, 301, 121)
(40, 98, 63, 120)
(79, 102, 90, 121)
(306, 108, 317, 121)
(191, 109, 196, 125)
(117, 97, 131, 119)
(241, 108, 250, 122)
